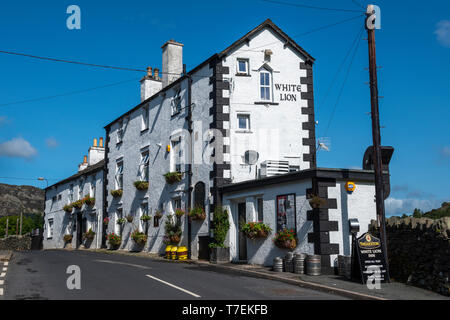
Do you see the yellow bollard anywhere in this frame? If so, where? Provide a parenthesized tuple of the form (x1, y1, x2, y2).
(165, 245, 172, 259)
(177, 246, 188, 260)
(171, 246, 178, 260)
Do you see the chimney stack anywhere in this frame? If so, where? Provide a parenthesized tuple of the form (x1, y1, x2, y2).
(99, 137, 103, 147)
(78, 155, 88, 171)
(140, 66, 162, 102)
(161, 40, 183, 88)
(93, 138, 98, 147)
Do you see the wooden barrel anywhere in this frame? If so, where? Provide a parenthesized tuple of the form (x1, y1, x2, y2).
(306, 254, 321, 276)
(273, 257, 283, 272)
(294, 253, 306, 274)
(284, 252, 294, 273)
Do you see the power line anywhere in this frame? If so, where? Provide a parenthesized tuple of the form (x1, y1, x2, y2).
(0, 78, 139, 107)
(323, 27, 364, 137)
(0, 176, 60, 181)
(261, 0, 364, 13)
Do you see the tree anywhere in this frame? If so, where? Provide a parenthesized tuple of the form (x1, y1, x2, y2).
(412, 208, 423, 218)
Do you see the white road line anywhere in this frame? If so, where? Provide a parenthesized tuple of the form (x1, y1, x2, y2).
(0, 273, 5, 278)
(0, 280, 4, 285)
(145, 274, 201, 298)
(94, 259, 152, 270)
(3, 262, 8, 266)
(0, 288, 3, 296)
(2, 267, 6, 272)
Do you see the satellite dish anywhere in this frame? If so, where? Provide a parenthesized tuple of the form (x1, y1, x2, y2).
(244, 150, 259, 165)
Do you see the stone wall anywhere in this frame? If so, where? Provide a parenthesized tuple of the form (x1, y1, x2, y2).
(370, 217, 450, 296)
(0, 235, 32, 251)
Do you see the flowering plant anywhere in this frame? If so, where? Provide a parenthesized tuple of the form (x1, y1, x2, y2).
(175, 209, 185, 217)
(63, 204, 73, 213)
(308, 194, 326, 208)
(107, 233, 122, 248)
(63, 234, 73, 243)
(82, 196, 95, 206)
(242, 222, 271, 239)
(116, 218, 126, 225)
(103, 217, 110, 225)
(140, 214, 151, 222)
(134, 181, 149, 190)
(71, 200, 83, 209)
(273, 228, 297, 249)
(189, 206, 206, 220)
(126, 215, 134, 223)
(155, 210, 163, 219)
(131, 229, 147, 245)
(110, 189, 123, 197)
(163, 215, 182, 245)
(82, 228, 96, 241)
(164, 172, 182, 184)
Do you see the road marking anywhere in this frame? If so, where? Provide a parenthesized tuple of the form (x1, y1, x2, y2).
(2, 267, 6, 272)
(3, 262, 8, 266)
(0, 280, 4, 285)
(0, 273, 5, 278)
(0, 288, 3, 296)
(94, 259, 152, 270)
(145, 274, 201, 298)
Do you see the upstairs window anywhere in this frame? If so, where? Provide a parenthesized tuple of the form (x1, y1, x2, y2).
(260, 69, 271, 101)
(117, 120, 124, 143)
(142, 106, 149, 131)
(90, 180, 96, 197)
(78, 181, 83, 200)
(171, 87, 182, 115)
(170, 138, 182, 173)
(237, 59, 249, 75)
(69, 184, 74, 202)
(139, 150, 150, 182)
(115, 161, 124, 189)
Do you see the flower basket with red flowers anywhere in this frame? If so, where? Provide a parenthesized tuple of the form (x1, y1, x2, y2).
(103, 217, 110, 225)
(175, 208, 185, 218)
(189, 206, 206, 221)
(242, 222, 272, 239)
(107, 233, 122, 249)
(273, 229, 298, 250)
(131, 229, 148, 246)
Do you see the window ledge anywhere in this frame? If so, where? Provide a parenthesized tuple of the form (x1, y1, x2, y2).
(140, 128, 149, 134)
(235, 130, 253, 134)
(235, 73, 251, 77)
(254, 101, 279, 105)
(171, 111, 181, 118)
(116, 141, 123, 146)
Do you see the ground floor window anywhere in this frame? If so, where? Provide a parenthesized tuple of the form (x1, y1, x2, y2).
(47, 218, 54, 239)
(257, 198, 264, 222)
(276, 194, 296, 232)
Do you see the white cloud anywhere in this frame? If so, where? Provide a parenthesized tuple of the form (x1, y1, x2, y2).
(385, 197, 442, 217)
(435, 20, 450, 48)
(45, 137, 59, 148)
(0, 137, 37, 159)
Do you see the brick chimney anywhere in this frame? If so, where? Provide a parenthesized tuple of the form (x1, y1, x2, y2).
(140, 66, 162, 102)
(161, 40, 183, 88)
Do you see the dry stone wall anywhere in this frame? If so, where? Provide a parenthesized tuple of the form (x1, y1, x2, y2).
(0, 235, 32, 251)
(370, 217, 450, 296)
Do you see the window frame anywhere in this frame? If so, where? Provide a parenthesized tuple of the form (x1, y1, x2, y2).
(117, 120, 124, 143)
(236, 58, 249, 75)
(115, 160, 124, 189)
(142, 105, 149, 131)
(237, 114, 251, 131)
(170, 138, 182, 173)
(259, 69, 272, 101)
(171, 87, 182, 116)
(139, 150, 150, 182)
(47, 218, 54, 239)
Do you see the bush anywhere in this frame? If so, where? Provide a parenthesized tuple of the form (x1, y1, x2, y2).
(107, 233, 122, 248)
(209, 206, 230, 248)
(131, 229, 147, 245)
(134, 181, 149, 190)
(189, 206, 206, 221)
(273, 229, 297, 249)
(242, 222, 271, 239)
(164, 172, 182, 184)
(0, 213, 43, 237)
(110, 189, 123, 197)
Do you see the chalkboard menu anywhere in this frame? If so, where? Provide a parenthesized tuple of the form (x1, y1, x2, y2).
(353, 232, 389, 284)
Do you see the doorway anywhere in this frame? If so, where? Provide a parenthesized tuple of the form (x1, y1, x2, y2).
(237, 202, 247, 261)
(76, 213, 83, 249)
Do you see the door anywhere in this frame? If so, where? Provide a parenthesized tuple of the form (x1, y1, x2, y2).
(238, 203, 247, 261)
(76, 213, 83, 249)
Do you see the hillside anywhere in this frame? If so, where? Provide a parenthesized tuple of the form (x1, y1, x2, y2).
(0, 183, 44, 216)
(409, 202, 450, 219)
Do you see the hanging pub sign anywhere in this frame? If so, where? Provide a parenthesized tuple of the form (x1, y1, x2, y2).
(352, 232, 389, 284)
(276, 194, 296, 232)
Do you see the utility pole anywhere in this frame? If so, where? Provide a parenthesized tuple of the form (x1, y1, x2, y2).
(366, 4, 390, 282)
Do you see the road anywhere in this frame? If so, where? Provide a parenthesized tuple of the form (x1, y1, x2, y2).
(3, 250, 348, 300)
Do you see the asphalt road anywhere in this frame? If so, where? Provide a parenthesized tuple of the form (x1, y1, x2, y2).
(3, 250, 348, 300)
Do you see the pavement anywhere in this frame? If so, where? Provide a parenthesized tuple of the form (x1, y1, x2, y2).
(2, 249, 449, 300)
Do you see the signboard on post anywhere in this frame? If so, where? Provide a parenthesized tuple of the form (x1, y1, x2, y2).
(353, 232, 389, 284)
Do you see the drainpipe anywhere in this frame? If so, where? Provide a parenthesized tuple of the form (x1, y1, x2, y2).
(101, 130, 110, 248)
(185, 65, 193, 259)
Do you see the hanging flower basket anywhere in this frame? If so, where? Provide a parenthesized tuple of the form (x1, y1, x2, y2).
(63, 204, 73, 213)
(103, 217, 110, 225)
(107, 233, 122, 249)
(131, 229, 148, 245)
(71, 200, 83, 209)
(140, 214, 151, 222)
(116, 218, 126, 225)
(110, 189, 123, 198)
(83, 196, 95, 206)
(134, 181, 149, 190)
(242, 222, 272, 239)
(155, 210, 163, 219)
(189, 206, 206, 221)
(63, 234, 73, 243)
(126, 215, 134, 223)
(82, 228, 96, 241)
(273, 229, 298, 250)
(175, 209, 185, 218)
(164, 172, 182, 184)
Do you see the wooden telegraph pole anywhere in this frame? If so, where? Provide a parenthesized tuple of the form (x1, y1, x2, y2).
(366, 4, 390, 282)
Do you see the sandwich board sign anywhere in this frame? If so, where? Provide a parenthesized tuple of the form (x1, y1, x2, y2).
(352, 232, 389, 284)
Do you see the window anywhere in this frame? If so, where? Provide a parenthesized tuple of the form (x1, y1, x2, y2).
(117, 120, 124, 143)
(260, 69, 271, 101)
(276, 194, 296, 233)
(69, 185, 74, 202)
(47, 218, 54, 238)
(115, 208, 123, 234)
(78, 182, 83, 200)
(142, 106, 149, 131)
(170, 138, 182, 172)
(237, 59, 249, 75)
(91, 180, 96, 197)
(172, 198, 181, 212)
(171, 87, 182, 115)
(257, 198, 264, 222)
(140, 203, 148, 232)
(237, 114, 250, 131)
(139, 151, 150, 182)
(116, 161, 124, 189)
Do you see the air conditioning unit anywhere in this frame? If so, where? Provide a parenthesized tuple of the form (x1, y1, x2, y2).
(260, 160, 290, 178)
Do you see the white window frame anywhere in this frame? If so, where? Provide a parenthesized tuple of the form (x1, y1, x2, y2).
(139, 150, 150, 182)
(47, 218, 54, 238)
(117, 120, 124, 143)
(172, 198, 181, 213)
(139, 203, 148, 232)
(237, 58, 249, 75)
(170, 138, 182, 172)
(115, 208, 123, 234)
(171, 87, 182, 115)
(78, 181, 83, 200)
(115, 160, 124, 189)
(142, 105, 149, 131)
(259, 69, 272, 101)
(237, 114, 250, 131)
(69, 185, 74, 203)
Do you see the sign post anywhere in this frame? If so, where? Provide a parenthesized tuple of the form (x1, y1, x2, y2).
(353, 232, 388, 284)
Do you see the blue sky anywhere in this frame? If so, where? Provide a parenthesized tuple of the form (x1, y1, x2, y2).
(0, 0, 449, 216)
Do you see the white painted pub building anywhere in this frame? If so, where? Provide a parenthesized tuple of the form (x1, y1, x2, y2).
(44, 19, 391, 273)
